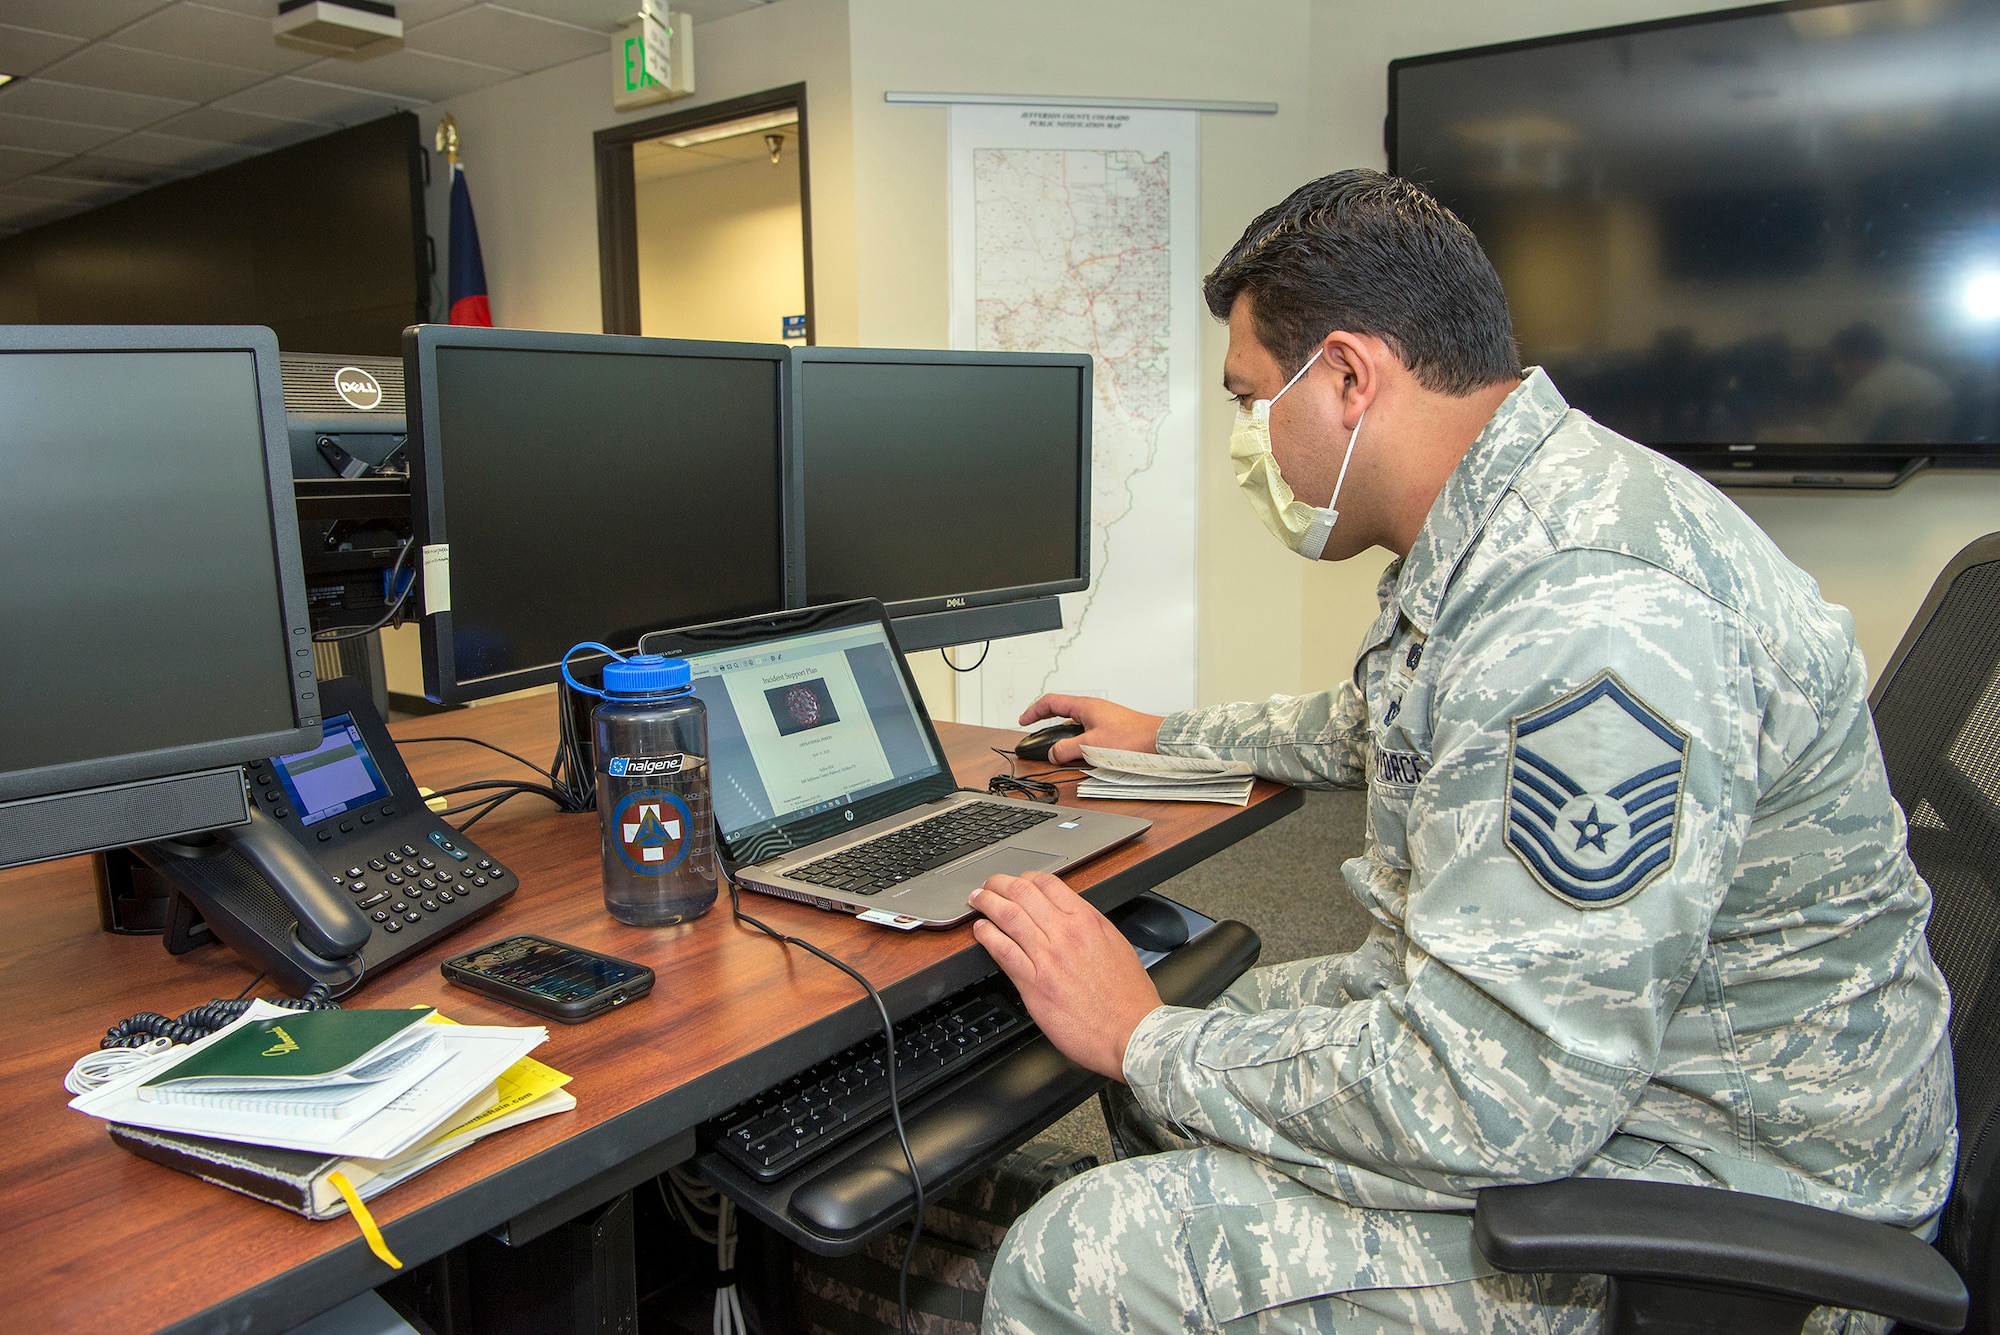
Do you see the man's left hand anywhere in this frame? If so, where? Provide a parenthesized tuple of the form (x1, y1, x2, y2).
(969, 871, 1164, 1081)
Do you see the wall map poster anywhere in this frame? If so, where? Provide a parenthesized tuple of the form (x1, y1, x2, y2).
(947, 105, 1200, 726)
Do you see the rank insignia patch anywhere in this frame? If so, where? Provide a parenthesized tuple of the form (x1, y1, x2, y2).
(1505, 671, 1687, 908)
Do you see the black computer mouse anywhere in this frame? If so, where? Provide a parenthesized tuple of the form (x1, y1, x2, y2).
(1113, 897, 1190, 953)
(1015, 721, 1086, 762)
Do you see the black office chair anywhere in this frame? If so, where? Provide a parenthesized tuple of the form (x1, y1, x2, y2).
(1474, 534, 2000, 1335)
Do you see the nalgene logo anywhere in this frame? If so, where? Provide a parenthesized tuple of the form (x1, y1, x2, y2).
(334, 366, 383, 410)
(607, 753, 685, 778)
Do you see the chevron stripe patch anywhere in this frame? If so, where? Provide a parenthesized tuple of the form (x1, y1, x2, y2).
(1505, 671, 1687, 908)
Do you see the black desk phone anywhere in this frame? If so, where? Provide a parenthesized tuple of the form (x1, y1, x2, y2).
(133, 676, 516, 997)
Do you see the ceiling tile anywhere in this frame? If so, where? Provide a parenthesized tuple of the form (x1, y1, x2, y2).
(674, 1, 772, 24)
(114, 3, 319, 76)
(0, 141, 62, 180)
(41, 43, 268, 102)
(152, 103, 331, 149)
(214, 73, 411, 123)
(397, 0, 480, 24)
(0, 1, 168, 43)
(45, 152, 186, 187)
(98, 128, 259, 169)
(0, 191, 84, 226)
(0, 77, 193, 128)
(297, 47, 511, 102)
(491, 1, 643, 34)
(405, 6, 601, 73)
(2, 172, 135, 204)
(0, 110, 126, 153)
(0, 23, 86, 76)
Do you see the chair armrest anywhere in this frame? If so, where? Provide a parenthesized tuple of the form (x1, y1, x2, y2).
(1473, 1178, 1965, 1333)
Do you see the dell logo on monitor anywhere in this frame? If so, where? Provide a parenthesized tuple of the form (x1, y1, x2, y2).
(334, 367, 383, 410)
(946, 597, 966, 608)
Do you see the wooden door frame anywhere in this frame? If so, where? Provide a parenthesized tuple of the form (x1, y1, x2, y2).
(593, 83, 813, 340)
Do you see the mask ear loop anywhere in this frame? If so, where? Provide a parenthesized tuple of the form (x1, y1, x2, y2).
(1326, 410, 1365, 515)
(1269, 347, 1322, 408)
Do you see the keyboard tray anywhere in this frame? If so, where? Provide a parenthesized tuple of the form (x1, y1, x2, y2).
(695, 905, 1262, 1255)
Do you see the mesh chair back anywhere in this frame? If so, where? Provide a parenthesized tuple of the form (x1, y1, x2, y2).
(1871, 532, 2000, 1330)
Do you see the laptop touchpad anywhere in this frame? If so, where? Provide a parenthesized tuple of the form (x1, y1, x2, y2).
(917, 845, 1064, 891)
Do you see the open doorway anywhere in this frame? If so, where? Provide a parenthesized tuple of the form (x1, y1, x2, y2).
(594, 85, 812, 344)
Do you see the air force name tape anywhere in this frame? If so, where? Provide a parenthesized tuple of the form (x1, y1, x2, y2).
(1506, 670, 1687, 908)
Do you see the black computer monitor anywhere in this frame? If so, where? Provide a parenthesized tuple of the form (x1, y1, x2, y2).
(0, 326, 321, 870)
(405, 326, 794, 703)
(789, 347, 1092, 650)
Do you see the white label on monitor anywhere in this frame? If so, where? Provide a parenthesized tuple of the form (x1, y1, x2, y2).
(422, 543, 452, 615)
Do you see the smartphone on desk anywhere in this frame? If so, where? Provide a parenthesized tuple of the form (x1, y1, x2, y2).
(443, 934, 655, 1023)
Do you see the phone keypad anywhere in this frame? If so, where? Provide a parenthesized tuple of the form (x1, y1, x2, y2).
(329, 833, 514, 951)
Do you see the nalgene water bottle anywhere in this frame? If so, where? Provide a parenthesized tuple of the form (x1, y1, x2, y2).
(568, 646, 717, 926)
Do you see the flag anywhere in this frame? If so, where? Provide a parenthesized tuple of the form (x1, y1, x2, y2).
(446, 162, 492, 326)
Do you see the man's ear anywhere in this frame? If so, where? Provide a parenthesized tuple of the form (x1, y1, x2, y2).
(1319, 331, 1382, 429)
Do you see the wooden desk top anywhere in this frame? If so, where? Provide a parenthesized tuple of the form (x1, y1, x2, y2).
(0, 696, 1299, 1334)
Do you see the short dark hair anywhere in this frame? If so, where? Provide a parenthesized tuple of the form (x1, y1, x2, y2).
(1204, 170, 1521, 395)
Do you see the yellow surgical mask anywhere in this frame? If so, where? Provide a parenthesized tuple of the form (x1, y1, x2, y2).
(1229, 349, 1363, 561)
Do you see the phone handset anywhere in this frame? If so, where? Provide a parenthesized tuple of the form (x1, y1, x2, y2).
(219, 806, 370, 960)
(139, 804, 371, 996)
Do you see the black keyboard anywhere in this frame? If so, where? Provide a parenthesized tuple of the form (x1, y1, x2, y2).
(704, 984, 1032, 1180)
(785, 801, 1060, 896)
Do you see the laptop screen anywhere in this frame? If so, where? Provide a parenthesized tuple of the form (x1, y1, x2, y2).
(681, 619, 944, 847)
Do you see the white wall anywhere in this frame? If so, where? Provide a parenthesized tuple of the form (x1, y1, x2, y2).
(636, 157, 805, 345)
(384, 0, 2000, 710)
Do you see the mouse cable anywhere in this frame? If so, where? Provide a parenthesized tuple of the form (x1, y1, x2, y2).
(939, 642, 990, 673)
(313, 537, 416, 644)
(727, 878, 925, 1335)
(985, 747, 1087, 803)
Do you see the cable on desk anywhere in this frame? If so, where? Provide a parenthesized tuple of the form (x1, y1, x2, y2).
(426, 778, 571, 831)
(727, 878, 925, 1335)
(984, 747, 1087, 804)
(396, 735, 556, 782)
(939, 641, 991, 673)
(313, 537, 416, 644)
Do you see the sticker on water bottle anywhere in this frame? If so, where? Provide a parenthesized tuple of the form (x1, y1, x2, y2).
(610, 789, 694, 876)
(606, 753, 686, 778)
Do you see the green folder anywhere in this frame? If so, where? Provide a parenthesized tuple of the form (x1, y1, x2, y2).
(143, 1009, 434, 1089)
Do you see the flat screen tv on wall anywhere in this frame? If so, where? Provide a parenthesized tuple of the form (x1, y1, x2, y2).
(1390, 0, 2000, 487)
(0, 113, 428, 357)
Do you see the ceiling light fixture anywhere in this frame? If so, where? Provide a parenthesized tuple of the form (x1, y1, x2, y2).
(273, 0, 404, 61)
(654, 108, 798, 150)
(0, 74, 14, 89)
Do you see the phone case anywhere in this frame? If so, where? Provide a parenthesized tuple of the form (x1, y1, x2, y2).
(441, 938, 655, 1024)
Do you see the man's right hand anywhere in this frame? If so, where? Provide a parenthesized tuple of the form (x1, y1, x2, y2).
(1018, 694, 1165, 765)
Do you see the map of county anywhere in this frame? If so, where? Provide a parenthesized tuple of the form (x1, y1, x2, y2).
(962, 144, 1188, 723)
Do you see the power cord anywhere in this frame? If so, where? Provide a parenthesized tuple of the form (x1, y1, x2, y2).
(939, 642, 990, 673)
(396, 735, 556, 782)
(728, 878, 925, 1335)
(313, 537, 417, 644)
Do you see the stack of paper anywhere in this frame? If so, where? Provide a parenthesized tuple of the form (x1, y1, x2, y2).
(74, 1001, 571, 1223)
(1077, 746, 1256, 806)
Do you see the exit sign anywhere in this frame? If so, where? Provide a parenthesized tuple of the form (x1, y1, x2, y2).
(612, 11, 692, 110)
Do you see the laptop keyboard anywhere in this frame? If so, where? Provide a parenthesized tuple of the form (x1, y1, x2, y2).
(785, 801, 1061, 894)
(703, 982, 1032, 1180)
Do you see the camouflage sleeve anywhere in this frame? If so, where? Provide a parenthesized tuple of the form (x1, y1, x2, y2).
(1124, 549, 1759, 1210)
(1155, 680, 1369, 789)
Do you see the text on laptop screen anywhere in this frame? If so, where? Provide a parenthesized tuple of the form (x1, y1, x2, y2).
(682, 621, 942, 846)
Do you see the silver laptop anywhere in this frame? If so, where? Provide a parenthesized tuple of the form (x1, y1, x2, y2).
(638, 601, 1150, 927)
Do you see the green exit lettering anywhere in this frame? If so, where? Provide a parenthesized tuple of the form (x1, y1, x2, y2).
(623, 36, 657, 91)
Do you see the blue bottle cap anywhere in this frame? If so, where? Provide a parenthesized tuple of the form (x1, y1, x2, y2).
(600, 654, 691, 696)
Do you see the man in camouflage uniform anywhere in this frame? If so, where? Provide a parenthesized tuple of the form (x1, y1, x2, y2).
(967, 171, 1955, 1333)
